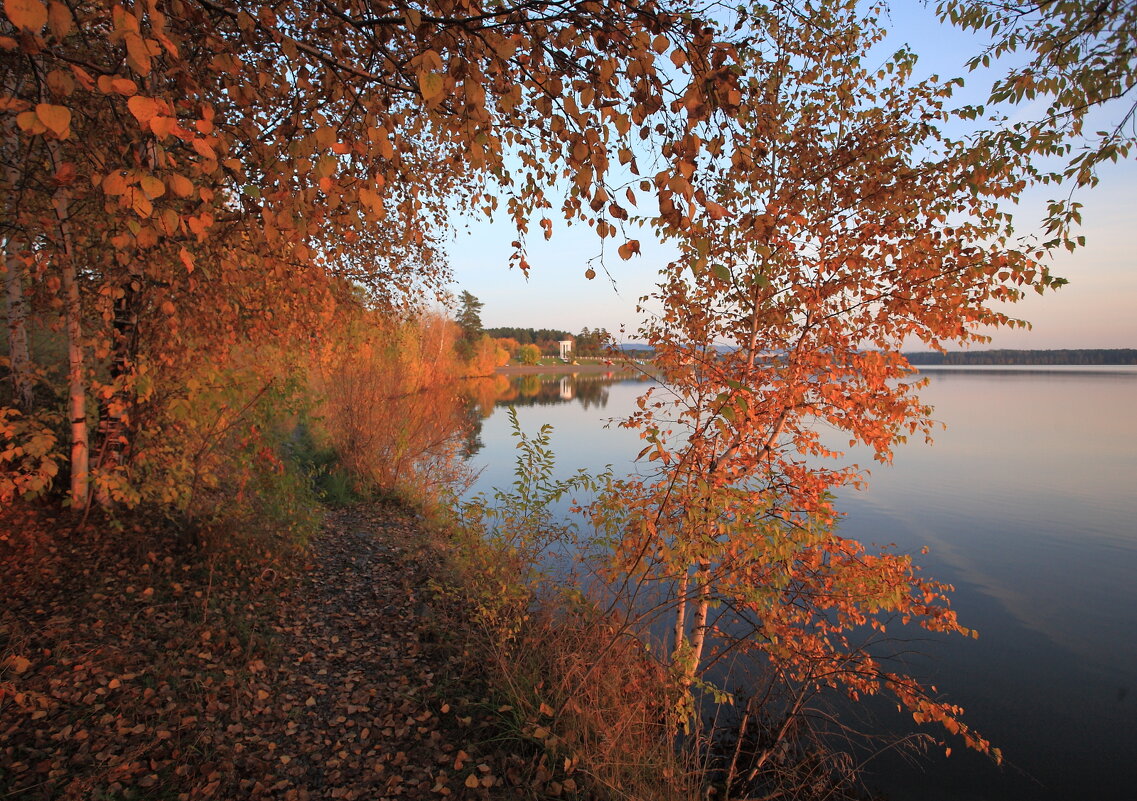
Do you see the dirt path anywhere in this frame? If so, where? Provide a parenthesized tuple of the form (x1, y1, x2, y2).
(236, 506, 506, 800)
(0, 506, 511, 801)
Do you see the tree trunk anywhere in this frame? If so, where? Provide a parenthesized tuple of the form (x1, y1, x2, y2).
(47, 140, 89, 510)
(672, 567, 689, 664)
(687, 559, 712, 678)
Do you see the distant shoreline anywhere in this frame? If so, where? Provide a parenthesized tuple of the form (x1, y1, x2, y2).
(495, 362, 642, 376)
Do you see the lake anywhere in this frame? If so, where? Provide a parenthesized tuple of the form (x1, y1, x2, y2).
(462, 367, 1137, 800)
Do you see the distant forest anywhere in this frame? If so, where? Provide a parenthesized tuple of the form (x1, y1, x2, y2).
(484, 327, 572, 344)
(905, 349, 1137, 365)
(485, 326, 614, 356)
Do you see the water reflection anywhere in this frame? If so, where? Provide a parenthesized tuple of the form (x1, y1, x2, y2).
(488, 372, 652, 410)
(458, 373, 652, 462)
(461, 366, 1137, 801)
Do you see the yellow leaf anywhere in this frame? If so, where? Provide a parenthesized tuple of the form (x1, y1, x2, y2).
(419, 72, 444, 102)
(4, 0, 47, 31)
(35, 102, 70, 137)
(127, 95, 159, 124)
(140, 175, 164, 199)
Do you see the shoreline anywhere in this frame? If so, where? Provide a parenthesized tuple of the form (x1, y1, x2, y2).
(495, 362, 643, 376)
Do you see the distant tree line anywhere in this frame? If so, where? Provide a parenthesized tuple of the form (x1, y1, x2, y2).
(905, 349, 1137, 365)
(485, 327, 572, 345)
(485, 326, 613, 357)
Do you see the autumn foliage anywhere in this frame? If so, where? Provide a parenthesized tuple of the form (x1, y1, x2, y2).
(0, 0, 1109, 795)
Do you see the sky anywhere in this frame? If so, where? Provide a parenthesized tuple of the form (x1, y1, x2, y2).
(448, 5, 1136, 351)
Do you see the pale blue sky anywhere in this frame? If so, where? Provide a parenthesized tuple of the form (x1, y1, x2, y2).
(449, 5, 1136, 350)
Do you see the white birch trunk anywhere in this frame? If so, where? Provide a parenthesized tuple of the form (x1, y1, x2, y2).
(687, 560, 712, 678)
(672, 567, 689, 664)
(47, 140, 88, 509)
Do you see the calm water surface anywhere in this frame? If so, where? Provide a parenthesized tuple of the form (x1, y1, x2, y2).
(464, 367, 1137, 800)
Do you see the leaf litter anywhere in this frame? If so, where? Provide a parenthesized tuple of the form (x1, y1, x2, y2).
(0, 505, 517, 800)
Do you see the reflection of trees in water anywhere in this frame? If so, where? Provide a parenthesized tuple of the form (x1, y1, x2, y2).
(492, 374, 639, 409)
(319, 378, 475, 499)
(455, 375, 511, 459)
(461, 401, 485, 458)
(453, 374, 653, 461)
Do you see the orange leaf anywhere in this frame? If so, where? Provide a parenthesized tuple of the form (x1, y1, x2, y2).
(419, 72, 444, 102)
(4, 0, 47, 31)
(128, 186, 152, 218)
(168, 173, 194, 197)
(705, 201, 728, 220)
(124, 31, 151, 76)
(150, 115, 176, 139)
(157, 208, 179, 236)
(192, 138, 216, 160)
(101, 172, 128, 195)
(127, 95, 159, 125)
(4, 654, 31, 674)
(140, 175, 164, 199)
(34, 102, 70, 137)
(46, 0, 71, 37)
